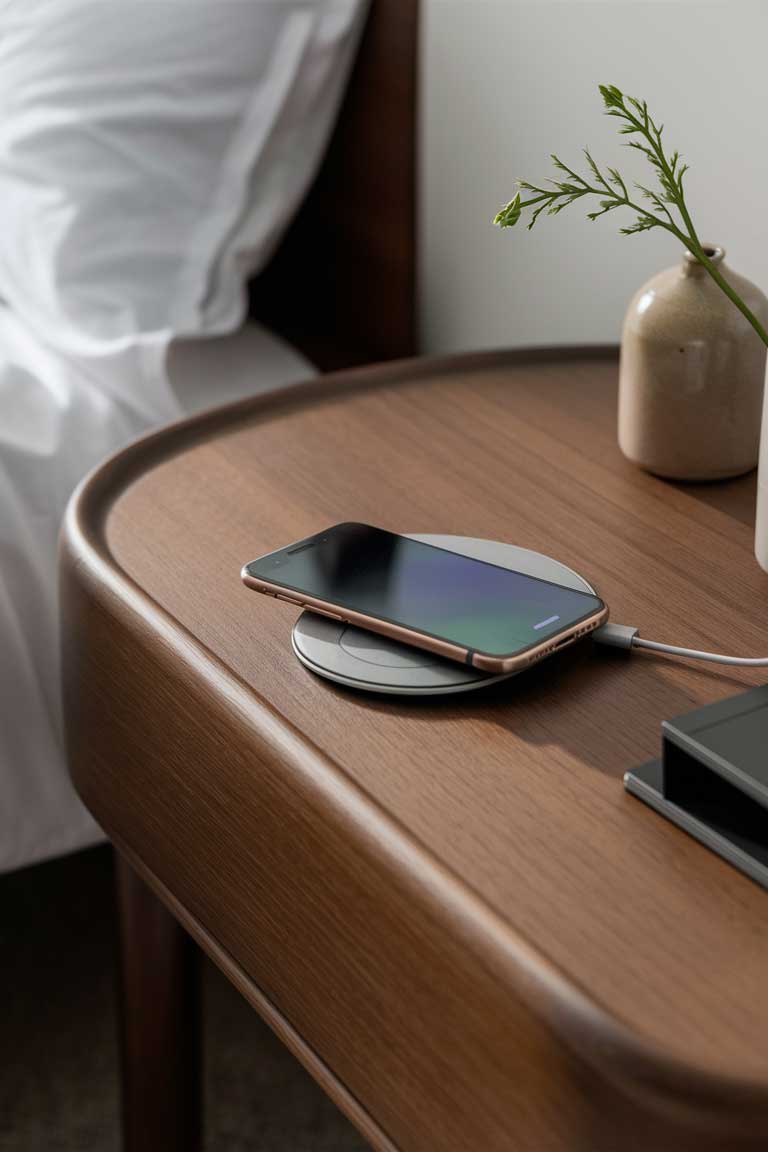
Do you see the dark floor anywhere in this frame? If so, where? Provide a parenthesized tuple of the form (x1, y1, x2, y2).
(0, 846, 369, 1151)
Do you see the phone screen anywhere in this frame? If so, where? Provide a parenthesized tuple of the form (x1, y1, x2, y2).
(246, 523, 604, 658)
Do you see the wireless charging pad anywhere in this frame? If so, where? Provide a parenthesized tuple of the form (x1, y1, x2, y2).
(291, 534, 596, 696)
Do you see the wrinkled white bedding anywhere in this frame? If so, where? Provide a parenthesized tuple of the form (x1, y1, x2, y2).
(0, 315, 312, 873)
(0, 0, 366, 872)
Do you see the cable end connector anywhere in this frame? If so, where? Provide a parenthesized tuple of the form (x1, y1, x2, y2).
(593, 622, 640, 651)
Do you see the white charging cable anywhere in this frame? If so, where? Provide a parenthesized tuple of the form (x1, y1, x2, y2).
(594, 622, 768, 668)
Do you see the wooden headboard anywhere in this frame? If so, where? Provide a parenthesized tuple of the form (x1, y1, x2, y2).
(248, 1, 419, 371)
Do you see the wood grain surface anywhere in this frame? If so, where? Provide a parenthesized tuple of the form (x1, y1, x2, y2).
(116, 856, 201, 1152)
(62, 348, 768, 1151)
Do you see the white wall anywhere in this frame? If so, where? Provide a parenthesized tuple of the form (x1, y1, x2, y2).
(420, 0, 768, 353)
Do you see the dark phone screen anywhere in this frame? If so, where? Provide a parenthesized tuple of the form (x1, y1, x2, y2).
(246, 523, 604, 658)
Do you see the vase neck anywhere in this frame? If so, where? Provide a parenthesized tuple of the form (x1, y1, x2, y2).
(682, 244, 725, 278)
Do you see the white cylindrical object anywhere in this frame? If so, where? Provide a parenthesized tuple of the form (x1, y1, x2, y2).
(756, 359, 768, 572)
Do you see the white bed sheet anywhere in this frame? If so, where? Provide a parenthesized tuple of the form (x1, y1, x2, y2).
(0, 310, 313, 873)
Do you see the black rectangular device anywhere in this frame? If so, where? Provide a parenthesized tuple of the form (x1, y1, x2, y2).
(625, 684, 768, 889)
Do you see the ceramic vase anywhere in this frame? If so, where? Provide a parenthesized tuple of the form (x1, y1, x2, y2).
(618, 246, 768, 481)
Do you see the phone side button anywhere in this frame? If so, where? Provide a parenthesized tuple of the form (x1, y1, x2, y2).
(276, 594, 303, 606)
(309, 606, 344, 621)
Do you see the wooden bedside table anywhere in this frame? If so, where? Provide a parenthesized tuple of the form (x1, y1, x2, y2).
(62, 348, 768, 1152)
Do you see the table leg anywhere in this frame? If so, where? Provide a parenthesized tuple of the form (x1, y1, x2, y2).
(115, 853, 202, 1152)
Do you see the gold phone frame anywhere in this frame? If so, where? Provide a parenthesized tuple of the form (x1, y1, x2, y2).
(241, 563, 608, 676)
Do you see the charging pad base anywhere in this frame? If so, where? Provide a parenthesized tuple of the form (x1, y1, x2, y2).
(291, 534, 596, 696)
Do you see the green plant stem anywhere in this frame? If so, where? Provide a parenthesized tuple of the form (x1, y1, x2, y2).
(645, 125, 768, 348)
(619, 108, 768, 347)
(495, 84, 768, 350)
(690, 245, 768, 347)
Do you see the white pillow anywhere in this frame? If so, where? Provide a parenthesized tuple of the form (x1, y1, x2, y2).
(0, 0, 367, 353)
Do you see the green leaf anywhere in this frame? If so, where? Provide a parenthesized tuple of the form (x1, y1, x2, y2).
(587, 199, 623, 221)
(599, 84, 624, 110)
(528, 200, 551, 229)
(626, 140, 660, 166)
(493, 192, 522, 228)
(620, 217, 657, 235)
(551, 155, 587, 186)
(584, 148, 606, 187)
(606, 166, 627, 193)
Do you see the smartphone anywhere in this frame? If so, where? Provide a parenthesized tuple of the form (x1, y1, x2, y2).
(241, 522, 608, 674)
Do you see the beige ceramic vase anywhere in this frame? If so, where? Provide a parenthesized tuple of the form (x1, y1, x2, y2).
(618, 246, 768, 481)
